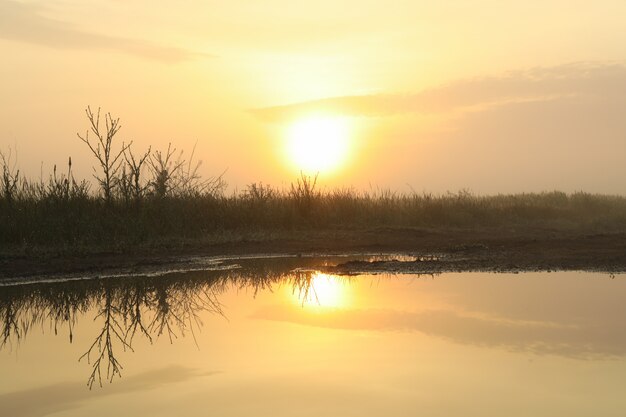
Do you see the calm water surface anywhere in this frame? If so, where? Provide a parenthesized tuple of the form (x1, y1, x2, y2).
(1, 257, 625, 417)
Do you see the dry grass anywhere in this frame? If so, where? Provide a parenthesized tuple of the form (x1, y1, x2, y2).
(3, 172, 626, 254)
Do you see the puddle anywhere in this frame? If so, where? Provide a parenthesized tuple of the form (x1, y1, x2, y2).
(1, 258, 626, 416)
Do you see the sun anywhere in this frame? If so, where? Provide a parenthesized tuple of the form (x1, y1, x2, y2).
(285, 116, 350, 173)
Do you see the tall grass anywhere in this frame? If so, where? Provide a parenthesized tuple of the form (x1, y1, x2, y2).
(3, 170, 626, 253)
(2, 108, 626, 253)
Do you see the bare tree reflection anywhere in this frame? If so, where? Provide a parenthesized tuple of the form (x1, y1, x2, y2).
(79, 286, 132, 388)
(121, 281, 153, 345)
(0, 257, 326, 388)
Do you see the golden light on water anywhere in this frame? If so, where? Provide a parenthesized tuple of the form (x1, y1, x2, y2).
(295, 273, 346, 308)
(285, 116, 351, 174)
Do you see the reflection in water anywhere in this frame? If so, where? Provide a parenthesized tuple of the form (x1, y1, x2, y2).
(0, 258, 335, 389)
(1, 366, 214, 417)
(2, 257, 626, 410)
(291, 272, 347, 308)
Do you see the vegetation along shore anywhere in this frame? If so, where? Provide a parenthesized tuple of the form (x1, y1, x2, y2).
(2, 108, 626, 278)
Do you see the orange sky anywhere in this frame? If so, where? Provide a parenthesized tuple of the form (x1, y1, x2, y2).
(1, 0, 626, 193)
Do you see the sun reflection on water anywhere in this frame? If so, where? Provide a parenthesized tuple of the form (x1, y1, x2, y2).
(292, 272, 347, 308)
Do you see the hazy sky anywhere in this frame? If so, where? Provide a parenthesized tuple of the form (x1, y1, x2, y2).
(1, 0, 626, 193)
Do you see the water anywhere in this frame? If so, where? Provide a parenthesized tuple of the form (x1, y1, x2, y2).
(1, 257, 626, 417)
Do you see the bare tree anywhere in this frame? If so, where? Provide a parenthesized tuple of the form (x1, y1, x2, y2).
(77, 107, 131, 202)
(177, 142, 227, 197)
(123, 144, 151, 201)
(148, 142, 226, 198)
(148, 143, 184, 198)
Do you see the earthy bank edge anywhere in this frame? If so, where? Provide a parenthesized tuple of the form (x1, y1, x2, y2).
(1, 228, 626, 281)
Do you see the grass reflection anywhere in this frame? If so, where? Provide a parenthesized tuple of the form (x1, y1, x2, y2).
(0, 261, 336, 389)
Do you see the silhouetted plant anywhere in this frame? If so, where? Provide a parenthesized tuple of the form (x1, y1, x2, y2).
(77, 106, 131, 202)
(148, 143, 183, 198)
(123, 144, 151, 201)
(175, 142, 208, 197)
(244, 182, 276, 203)
(44, 157, 89, 202)
(0, 148, 20, 205)
(290, 172, 319, 217)
(146, 142, 226, 198)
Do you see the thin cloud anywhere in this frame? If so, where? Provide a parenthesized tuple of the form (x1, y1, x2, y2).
(252, 305, 626, 360)
(0, 366, 217, 417)
(0, 1, 207, 62)
(251, 62, 626, 122)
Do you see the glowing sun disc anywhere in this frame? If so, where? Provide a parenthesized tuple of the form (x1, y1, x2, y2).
(286, 116, 350, 173)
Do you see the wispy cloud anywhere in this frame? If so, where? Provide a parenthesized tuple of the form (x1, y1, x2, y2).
(0, 366, 216, 417)
(0, 1, 207, 62)
(253, 305, 626, 359)
(251, 62, 626, 122)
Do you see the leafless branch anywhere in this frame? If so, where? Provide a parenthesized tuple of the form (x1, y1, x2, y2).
(77, 106, 131, 202)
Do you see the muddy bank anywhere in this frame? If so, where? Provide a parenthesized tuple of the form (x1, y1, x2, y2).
(1, 228, 626, 281)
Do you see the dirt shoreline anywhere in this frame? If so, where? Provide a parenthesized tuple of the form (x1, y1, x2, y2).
(2, 228, 626, 281)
